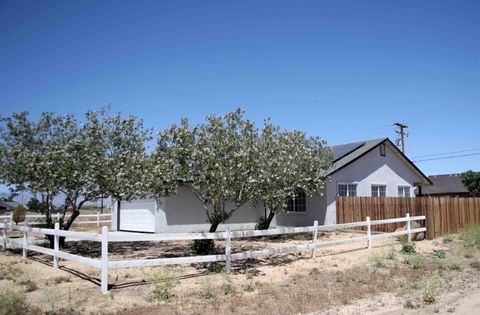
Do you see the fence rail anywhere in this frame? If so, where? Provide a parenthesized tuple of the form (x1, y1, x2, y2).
(336, 196, 480, 239)
(0, 212, 112, 227)
(1, 214, 425, 294)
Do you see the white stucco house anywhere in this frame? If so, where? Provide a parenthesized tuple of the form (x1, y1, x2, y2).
(111, 138, 432, 233)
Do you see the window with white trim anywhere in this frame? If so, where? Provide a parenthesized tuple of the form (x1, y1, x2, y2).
(371, 185, 386, 197)
(398, 186, 411, 197)
(338, 184, 357, 197)
(286, 190, 306, 212)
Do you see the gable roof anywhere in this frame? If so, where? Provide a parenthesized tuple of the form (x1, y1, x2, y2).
(328, 138, 432, 185)
(0, 201, 21, 210)
(422, 174, 468, 194)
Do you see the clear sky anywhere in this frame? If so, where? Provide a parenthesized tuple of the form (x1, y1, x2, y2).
(0, 0, 479, 180)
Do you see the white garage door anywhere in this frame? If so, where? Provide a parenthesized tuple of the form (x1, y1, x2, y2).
(119, 199, 156, 233)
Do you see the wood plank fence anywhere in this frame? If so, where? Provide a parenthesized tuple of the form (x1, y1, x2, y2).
(1, 215, 425, 294)
(336, 197, 480, 239)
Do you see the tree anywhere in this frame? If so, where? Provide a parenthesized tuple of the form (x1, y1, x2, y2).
(12, 205, 26, 224)
(0, 109, 156, 247)
(255, 120, 333, 229)
(26, 197, 48, 213)
(461, 170, 480, 197)
(153, 109, 260, 234)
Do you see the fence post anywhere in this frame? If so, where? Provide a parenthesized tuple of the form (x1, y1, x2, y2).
(22, 223, 28, 258)
(101, 226, 109, 294)
(406, 213, 411, 243)
(2, 219, 7, 250)
(57, 212, 60, 223)
(53, 222, 60, 268)
(225, 228, 232, 272)
(97, 211, 100, 227)
(10, 213, 13, 231)
(311, 220, 319, 258)
(366, 216, 372, 249)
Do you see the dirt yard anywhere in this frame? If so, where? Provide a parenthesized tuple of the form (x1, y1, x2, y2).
(1, 227, 480, 315)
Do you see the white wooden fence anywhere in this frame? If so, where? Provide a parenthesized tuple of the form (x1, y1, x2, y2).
(0, 214, 426, 294)
(0, 212, 112, 227)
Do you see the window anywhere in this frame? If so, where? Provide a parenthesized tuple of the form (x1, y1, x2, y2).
(380, 143, 386, 156)
(398, 186, 411, 197)
(338, 184, 357, 196)
(286, 190, 306, 212)
(371, 185, 386, 197)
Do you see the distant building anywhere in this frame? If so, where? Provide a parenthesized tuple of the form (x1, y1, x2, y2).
(0, 201, 22, 214)
(417, 174, 470, 197)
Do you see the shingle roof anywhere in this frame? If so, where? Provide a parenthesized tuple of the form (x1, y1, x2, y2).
(422, 174, 468, 194)
(0, 201, 21, 210)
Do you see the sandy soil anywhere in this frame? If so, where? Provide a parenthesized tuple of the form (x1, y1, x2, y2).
(0, 230, 479, 314)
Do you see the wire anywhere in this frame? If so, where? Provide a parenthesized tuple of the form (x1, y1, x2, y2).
(412, 148, 480, 159)
(413, 152, 480, 162)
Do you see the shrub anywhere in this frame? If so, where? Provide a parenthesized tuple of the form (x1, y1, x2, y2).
(400, 238, 416, 254)
(255, 215, 269, 230)
(12, 205, 26, 224)
(0, 291, 30, 315)
(433, 249, 446, 259)
(191, 239, 215, 255)
(26, 198, 47, 213)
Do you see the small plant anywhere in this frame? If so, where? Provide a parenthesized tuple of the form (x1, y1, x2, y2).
(255, 215, 270, 230)
(12, 205, 27, 224)
(460, 224, 480, 248)
(370, 253, 385, 269)
(386, 247, 397, 260)
(199, 280, 217, 299)
(404, 299, 420, 309)
(191, 239, 215, 255)
(146, 268, 178, 302)
(443, 236, 454, 244)
(422, 280, 438, 305)
(470, 261, 480, 271)
(400, 238, 416, 254)
(447, 307, 456, 313)
(433, 249, 446, 259)
(53, 276, 71, 284)
(0, 291, 30, 315)
(405, 255, 425, 270)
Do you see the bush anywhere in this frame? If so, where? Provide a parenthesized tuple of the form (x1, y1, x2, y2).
(191, 239, 215, 255)
(26, 198, 47, 213)
(400, 238, 416, 254)
(12, 205, 26, 224)
(255, 215, 269, 230)
(0, 291, 30, 315)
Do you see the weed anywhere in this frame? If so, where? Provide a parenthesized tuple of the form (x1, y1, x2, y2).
(18, 277, 38, 292)
(433, 249, 446, 259)
(447, 307, 456, 313)
(443, 236, 454, 244)
(146, 268, 178, 302)
(386, 247, 397, 260)
(470, 261, 480, 270)
(422, 279, 438, 305)
(460, 224, 480, 247)
(370, 253, 386, 269)
(0, 291, 31, 315)
(53, 276, 71, 284)
(405, 255, 425, 270)
(399, 238, 416, 254)
(243, 282, 255, 292)
(404, 299, 420, 309)
(199, 280, 217, 299)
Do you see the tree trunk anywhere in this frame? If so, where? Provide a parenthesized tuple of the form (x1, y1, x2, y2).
(209, 222, 220, 233)
(261, 210, 276, 230)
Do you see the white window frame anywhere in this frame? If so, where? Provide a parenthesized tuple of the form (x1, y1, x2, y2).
(337, 183, 357, 197)
(371, 184, 387, 197)
(398, 186, 411, 197)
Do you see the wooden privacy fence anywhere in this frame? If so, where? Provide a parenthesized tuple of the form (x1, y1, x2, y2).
(1, 214, 425, 294)
(0, 212, 112, 227)
(336, 196, 480, 239)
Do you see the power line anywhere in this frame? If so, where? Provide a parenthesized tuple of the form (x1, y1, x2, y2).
(413, 152, 480, 162)
(412, 148, 480, 159)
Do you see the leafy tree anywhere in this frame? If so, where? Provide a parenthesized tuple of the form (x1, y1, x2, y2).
(153, 109, 260, 233)
(255, 120, 333, 229)
(461, 170, 480, 197)
(12, 205, 26, 224)
(0, 109, 157, 247)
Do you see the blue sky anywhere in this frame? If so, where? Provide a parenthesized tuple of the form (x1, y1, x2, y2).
(0, 0, 479, 181)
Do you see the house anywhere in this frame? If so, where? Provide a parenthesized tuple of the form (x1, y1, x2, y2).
(111, 137, 432, 233)
(416, 173, 470, 197)
(0, 201, 22, 215)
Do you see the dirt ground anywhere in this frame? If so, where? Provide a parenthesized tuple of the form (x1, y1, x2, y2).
(1, 228, 480, 315)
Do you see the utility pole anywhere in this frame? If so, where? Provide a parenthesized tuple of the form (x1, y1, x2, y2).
(394, 122, 408, 154)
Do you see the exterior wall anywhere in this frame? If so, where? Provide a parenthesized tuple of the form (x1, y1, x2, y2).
(325, 143, 425, 225)
(276, 190, 327, 226)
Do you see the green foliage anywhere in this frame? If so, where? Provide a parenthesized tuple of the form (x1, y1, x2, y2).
(461, 170, 480, 196)
(255, 215, 270, 230)
(386, 247, 397, 260)
(146, 268, 178, 302)
(12, 205, 26, 224)
(191, 239, 215, 255)
(460, 224, 480, 248)
(399, 238, 417, 254)
(433, 249, 446, 259)
(443, 236, 454, 244)
(26, 198, 47, 213)
(0, 291, 30, 315)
